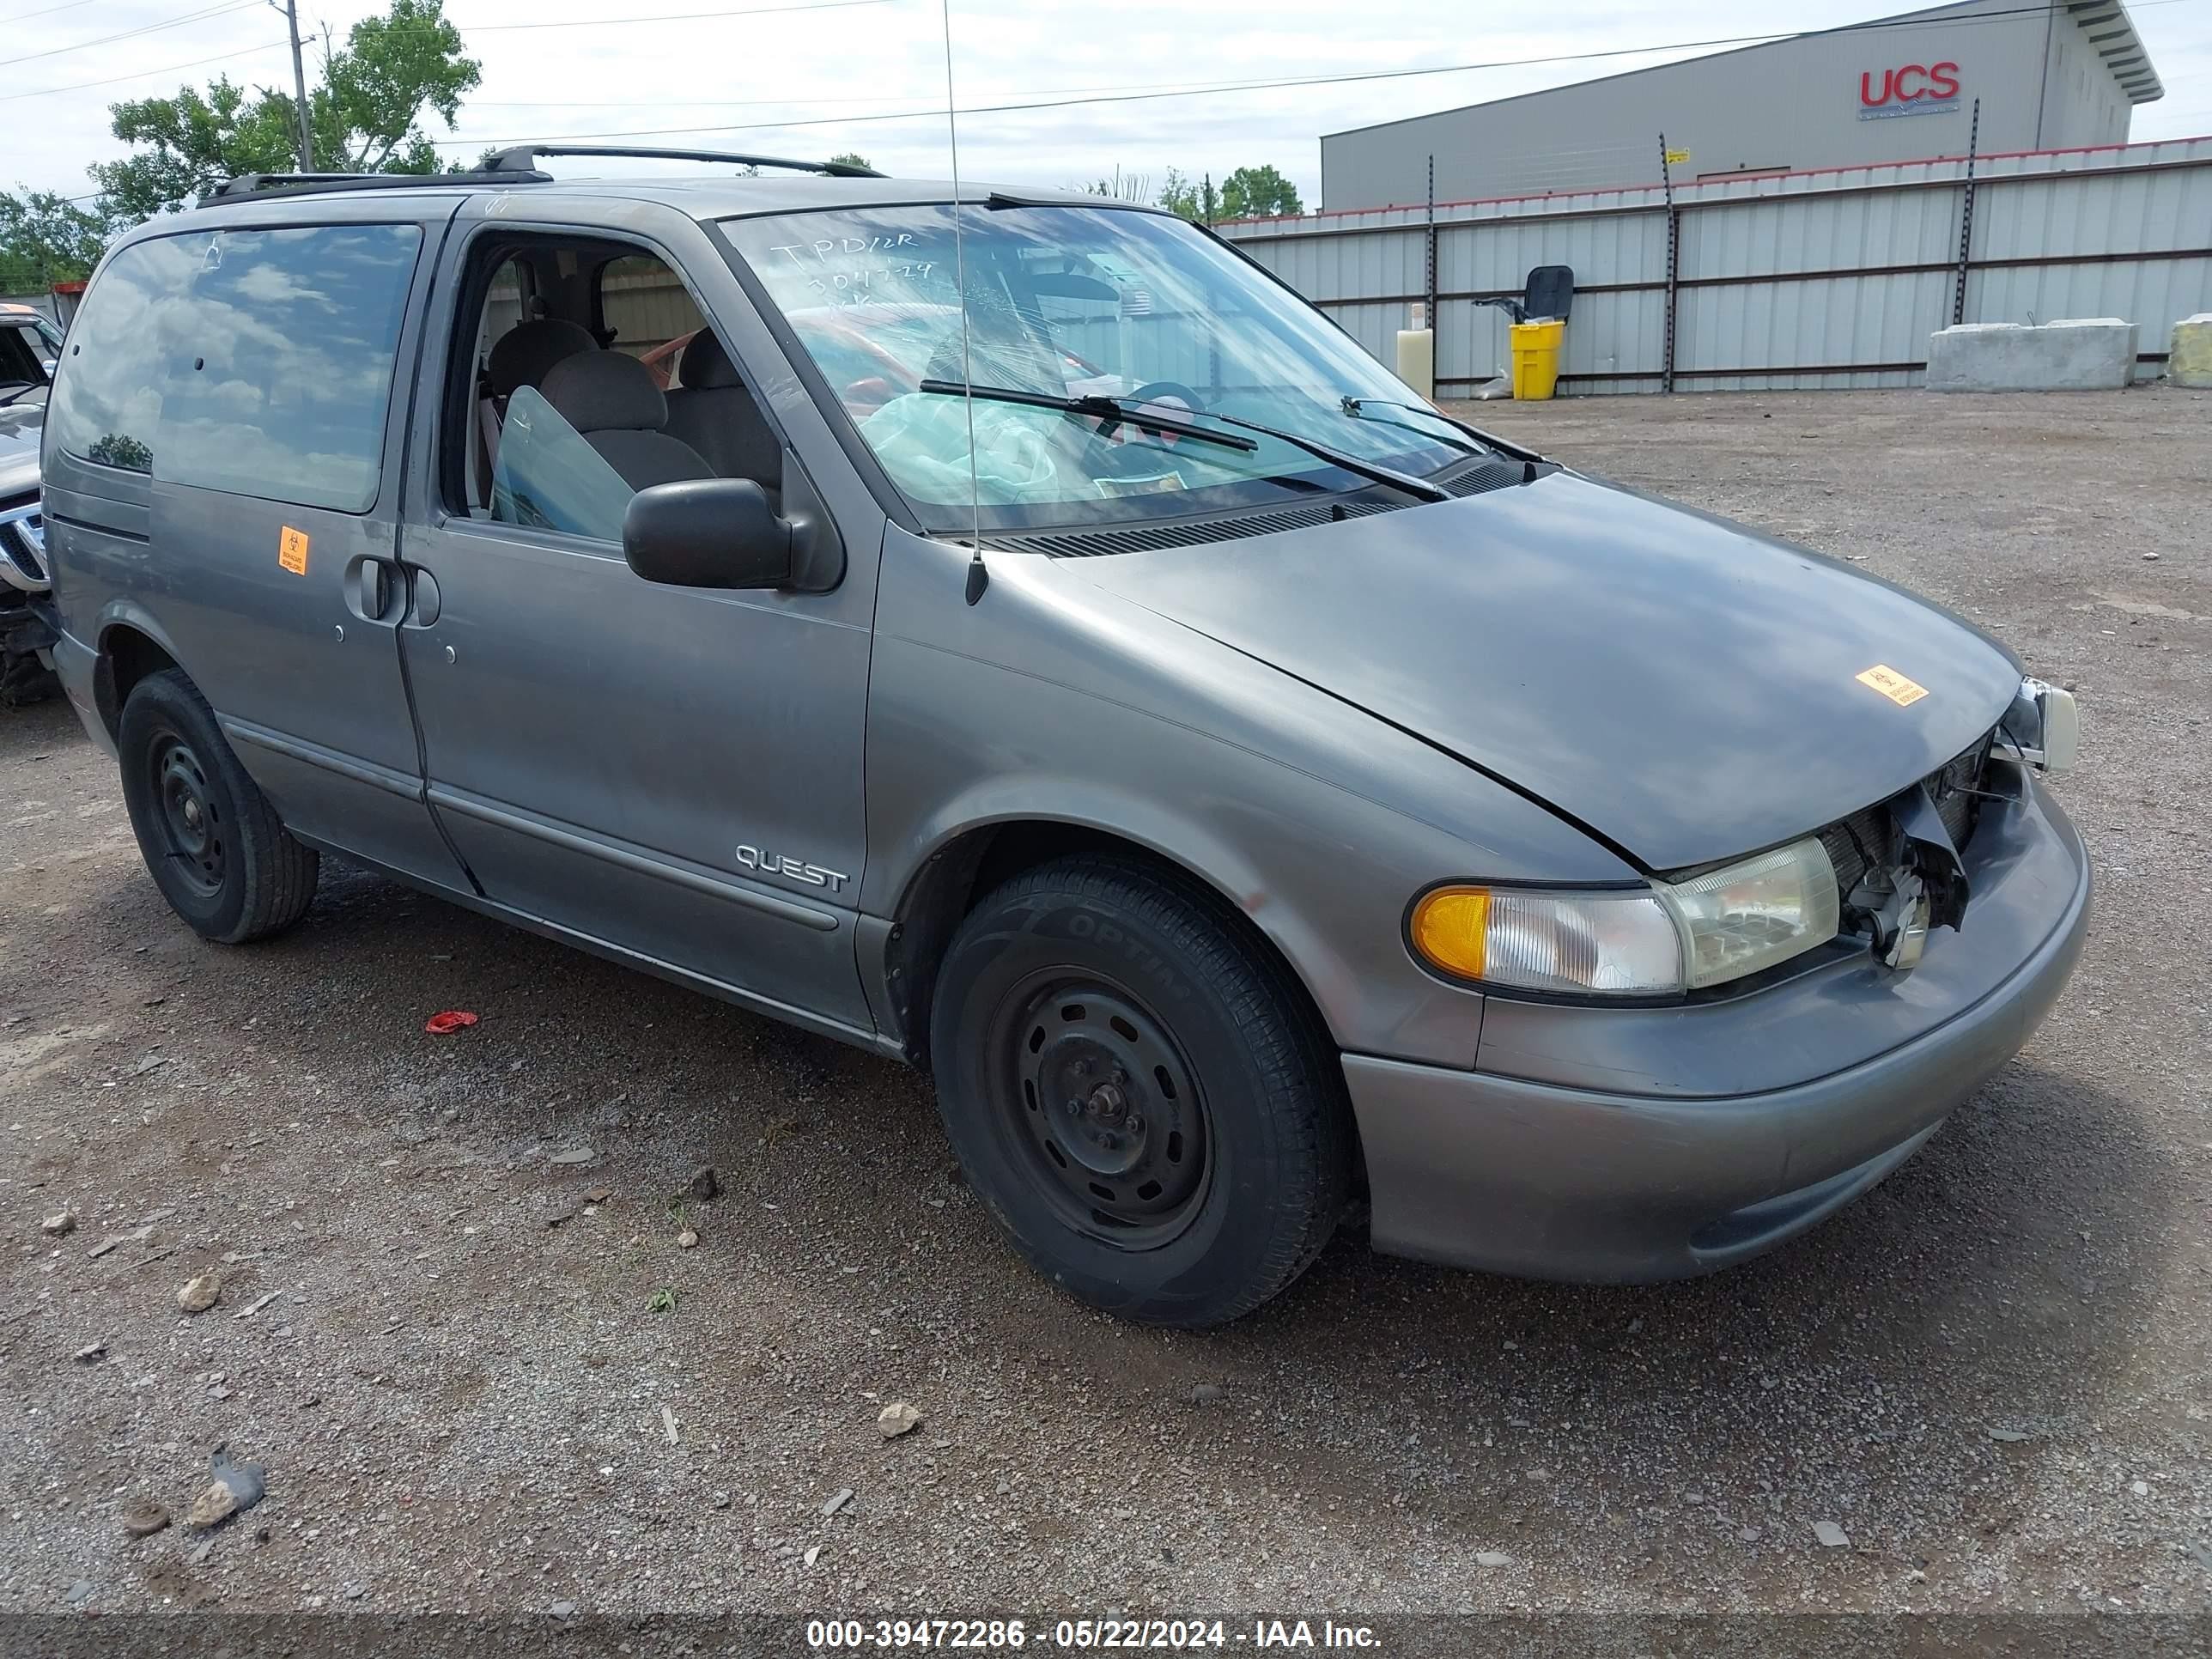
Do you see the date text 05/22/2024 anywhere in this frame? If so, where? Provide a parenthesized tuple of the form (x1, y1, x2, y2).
(805, 1619, 1383, 1650)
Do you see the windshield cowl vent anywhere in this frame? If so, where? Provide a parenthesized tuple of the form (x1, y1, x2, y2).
(992, 455, 1539, 557)
(1439, 457, 1531, 497)
(996, 499, 1404, 558)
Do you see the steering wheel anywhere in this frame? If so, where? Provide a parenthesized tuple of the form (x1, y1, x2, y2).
(1082, 380, 1211, 477)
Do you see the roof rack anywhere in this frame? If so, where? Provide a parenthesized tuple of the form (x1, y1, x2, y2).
(205, 143, 883, 207)
(482, 143, 884, 179)
(207, 167, 550, 204)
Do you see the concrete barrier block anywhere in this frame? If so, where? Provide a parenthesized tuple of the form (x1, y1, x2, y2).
(1926, 318, 2138, 392)
(2170, 313, 2212, 389)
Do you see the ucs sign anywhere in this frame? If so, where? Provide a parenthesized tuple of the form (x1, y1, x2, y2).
(1858, 61, 1962, 120)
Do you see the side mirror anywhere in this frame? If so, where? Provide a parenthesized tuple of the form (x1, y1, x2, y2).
(623, 478, 789, 589)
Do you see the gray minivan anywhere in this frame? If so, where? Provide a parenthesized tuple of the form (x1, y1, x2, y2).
(42, 148, 2091, 1326)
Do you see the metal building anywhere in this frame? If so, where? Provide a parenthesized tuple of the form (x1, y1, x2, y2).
(1320, 1, 2165, 211)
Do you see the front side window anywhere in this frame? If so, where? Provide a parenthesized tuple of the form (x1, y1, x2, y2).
(599, 253, 707, 384)
(453, 234, 781, 538)
(158, 223, 422, 514)
(721, 204, 1470, 532)
(490, 385, 635, 542)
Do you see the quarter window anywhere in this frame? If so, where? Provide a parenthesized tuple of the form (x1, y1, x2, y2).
(46, 233, 208, 476)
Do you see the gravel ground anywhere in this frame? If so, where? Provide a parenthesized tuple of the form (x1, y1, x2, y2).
(3, 388, 2209, 1625)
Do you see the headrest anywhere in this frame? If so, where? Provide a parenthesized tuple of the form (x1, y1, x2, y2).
(679, 328, 741, 389)
(541, 350, 669, 434)
(486, 318, 596, 398)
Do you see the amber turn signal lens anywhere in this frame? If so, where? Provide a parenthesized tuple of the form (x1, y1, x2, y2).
(1409, 887, 1490, 980)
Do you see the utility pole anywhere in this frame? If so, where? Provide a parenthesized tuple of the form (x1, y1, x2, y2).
(277, 0, 313, 172)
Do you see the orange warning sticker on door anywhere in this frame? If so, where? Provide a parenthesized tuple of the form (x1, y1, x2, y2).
(278, 526, 310, 575)
(1855, 664, 1928, 707)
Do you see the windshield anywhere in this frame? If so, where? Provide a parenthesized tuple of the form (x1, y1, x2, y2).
(721, 204, 1470, 532)
(0, 323, 47, 390)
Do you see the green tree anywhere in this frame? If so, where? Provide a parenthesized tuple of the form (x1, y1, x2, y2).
(88, 434, 152, 471)
(89, 0, 479, 221)
(319, 0, 479, 172)
(826, 151, 873, 172)
(1218, 164, 1302, 220)
(1155, 167, 1218, 223)
(0, 188, 116, 290)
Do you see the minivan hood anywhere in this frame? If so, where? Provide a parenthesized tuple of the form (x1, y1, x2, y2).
(0, 408, 39, 499)
(1064, 472, 2021, 872)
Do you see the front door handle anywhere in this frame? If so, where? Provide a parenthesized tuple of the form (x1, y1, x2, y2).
(405, 566, 441, 628)
(344, 554, 402, 623)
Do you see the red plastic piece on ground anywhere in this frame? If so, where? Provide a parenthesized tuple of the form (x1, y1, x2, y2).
(422, 1011, 480, 1035)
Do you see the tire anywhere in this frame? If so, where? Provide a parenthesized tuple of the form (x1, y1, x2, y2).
(116, 669, 319, 944)
(929, 854, 1352, 1328)
(0, 647, 57, 707)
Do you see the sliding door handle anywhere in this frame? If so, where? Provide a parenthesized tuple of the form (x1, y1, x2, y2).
(343, 554, 401, 623)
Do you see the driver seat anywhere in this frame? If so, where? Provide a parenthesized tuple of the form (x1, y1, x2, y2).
(664, 329, 781, 497)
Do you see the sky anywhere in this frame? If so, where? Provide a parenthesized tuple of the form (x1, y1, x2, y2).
(4, 0, 2209, 210)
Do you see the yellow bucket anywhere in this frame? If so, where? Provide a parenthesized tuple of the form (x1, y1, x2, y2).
(1510, 319, 1565, 401)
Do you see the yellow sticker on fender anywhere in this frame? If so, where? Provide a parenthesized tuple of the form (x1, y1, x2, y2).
(278, 526, 310, 575)
(1856, 664, 1928, 706)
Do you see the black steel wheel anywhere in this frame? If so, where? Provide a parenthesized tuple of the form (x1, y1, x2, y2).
(994, 973, 1212, 1248)
(146, 729, 228, 899)
(117, 669, 319, 943)
(931, 854, 1352, 1328)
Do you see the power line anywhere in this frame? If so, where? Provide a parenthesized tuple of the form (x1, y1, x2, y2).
(0, 0, 888, 64)
(0, 0, 886, 110)
(0, 0, 260, 70)
(0, 36, 287, 101)
(0, 0, 100, 24)
(464, 0, 891, 31)
(425, 0, 2206, 149)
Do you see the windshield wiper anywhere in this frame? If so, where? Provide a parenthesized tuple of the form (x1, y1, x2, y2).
(1177, 404, 1449, 502)
(916, 380, 1449, 503)
(1342, 394, 1547, 466)
(916, 380, 1257, 453)
(1338, 396, 1484, 456)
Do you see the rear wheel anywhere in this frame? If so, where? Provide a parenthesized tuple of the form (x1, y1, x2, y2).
(117, 669, 319, 943)
(930, 854, 1351, 1327)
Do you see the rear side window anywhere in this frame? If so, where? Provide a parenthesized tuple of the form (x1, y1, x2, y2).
(159, 223, 423, 513)
(47, 222, 422, 513)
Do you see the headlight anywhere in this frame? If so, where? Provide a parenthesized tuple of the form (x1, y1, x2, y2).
(2004, 677, 2079, 775)
(1662, 837, 1840, 988)
(1409, 836, 1839, 997)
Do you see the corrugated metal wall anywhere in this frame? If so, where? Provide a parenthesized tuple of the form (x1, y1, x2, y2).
(1318, 1, 2155, 213)
(1221, 136, 2212, 395)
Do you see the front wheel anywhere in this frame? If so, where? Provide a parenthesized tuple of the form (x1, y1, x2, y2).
(0, 645, 57, 706)
(117, 669, 319, 943)
(929, 854, 1352, 1327)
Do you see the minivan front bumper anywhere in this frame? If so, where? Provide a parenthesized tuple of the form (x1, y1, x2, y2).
(1342, 773, 2092, 1282)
